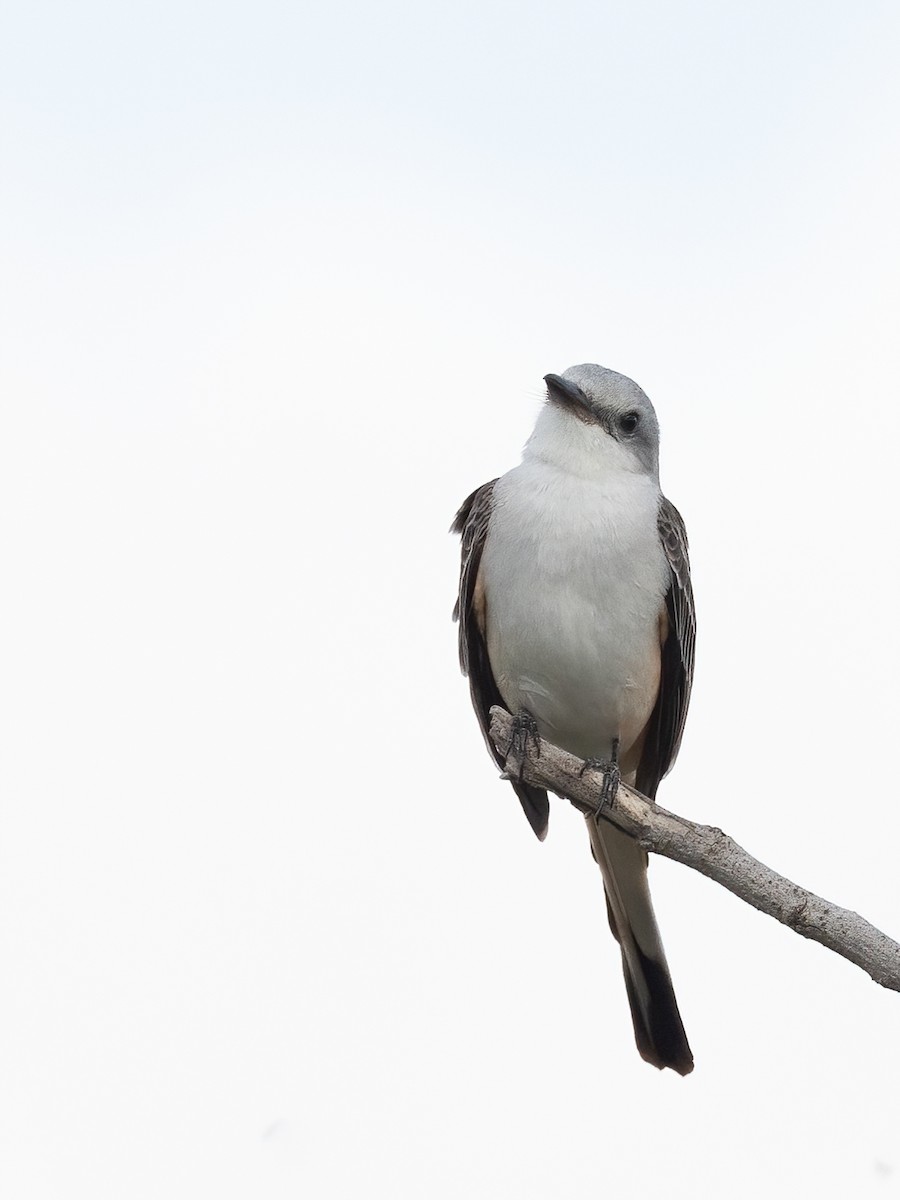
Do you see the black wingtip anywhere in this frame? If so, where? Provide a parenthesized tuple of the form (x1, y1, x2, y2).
(511, 781, 549, 841)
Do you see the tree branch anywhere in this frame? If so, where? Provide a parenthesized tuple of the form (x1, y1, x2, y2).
(489, 706, 900, 992)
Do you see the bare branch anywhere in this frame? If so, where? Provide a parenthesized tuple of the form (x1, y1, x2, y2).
(489, 706, 900, 992)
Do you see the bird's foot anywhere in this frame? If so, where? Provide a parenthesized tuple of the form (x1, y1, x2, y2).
(579, 738, 621, 815)
(504, 709, 541, 782)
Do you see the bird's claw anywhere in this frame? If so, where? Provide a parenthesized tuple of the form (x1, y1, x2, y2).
(506, 709, 541, 781)
(579, 739, 621, 815)
(598, 762, 621, 809)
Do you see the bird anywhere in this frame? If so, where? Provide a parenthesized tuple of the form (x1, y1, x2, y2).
(452, 363, 695, 1075)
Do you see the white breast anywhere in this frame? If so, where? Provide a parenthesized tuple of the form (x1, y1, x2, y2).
(480, 459, 669, 765)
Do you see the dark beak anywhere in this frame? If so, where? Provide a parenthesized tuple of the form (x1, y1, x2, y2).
(544, 373, 592, 417)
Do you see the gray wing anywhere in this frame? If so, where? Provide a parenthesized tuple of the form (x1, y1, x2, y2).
(636, 496, 696, 799)
(451, 483, 550, 840)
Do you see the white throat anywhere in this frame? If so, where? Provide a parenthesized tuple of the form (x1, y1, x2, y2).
(524, 402, 658, 484)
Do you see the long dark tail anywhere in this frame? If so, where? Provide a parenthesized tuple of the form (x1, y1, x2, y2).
(586, 815, 693, 1075)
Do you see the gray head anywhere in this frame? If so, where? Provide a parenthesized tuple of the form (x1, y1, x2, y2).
(531, 364, 661, 479)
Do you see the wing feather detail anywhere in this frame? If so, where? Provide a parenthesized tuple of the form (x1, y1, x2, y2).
(636, 497, 696, 799)
(451, 482, 550, 839)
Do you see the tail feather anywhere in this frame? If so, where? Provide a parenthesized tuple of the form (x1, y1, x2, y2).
(587, 816, 693, 1075)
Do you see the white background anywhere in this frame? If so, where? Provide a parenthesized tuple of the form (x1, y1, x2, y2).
(3, 1, 900, 1196)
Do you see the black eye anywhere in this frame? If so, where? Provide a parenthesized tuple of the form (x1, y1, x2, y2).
(617, 411, 640, 436)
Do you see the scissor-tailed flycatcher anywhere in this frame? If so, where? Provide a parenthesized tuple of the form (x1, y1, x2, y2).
(452, 364, 695, 1075)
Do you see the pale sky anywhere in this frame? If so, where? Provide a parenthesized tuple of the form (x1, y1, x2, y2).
(2, 2, 900, 1196)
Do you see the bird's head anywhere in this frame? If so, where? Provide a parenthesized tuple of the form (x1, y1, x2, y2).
(527, 364, 661, 480)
